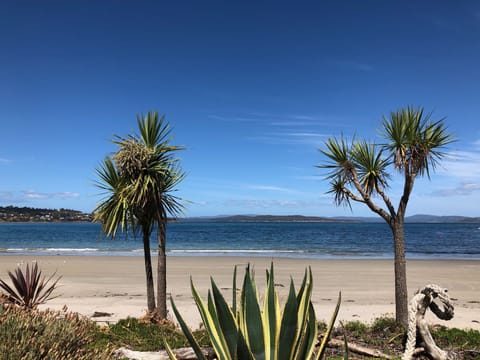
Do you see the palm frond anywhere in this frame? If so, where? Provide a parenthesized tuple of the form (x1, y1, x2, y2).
(318, 136, 356, 180)
(327, 177, 352, 209)
(93, 157, 133, 238)
(380, 106, 455, 178)
(351, 140, 390, 195)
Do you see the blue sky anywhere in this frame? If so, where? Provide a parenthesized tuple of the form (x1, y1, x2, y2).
(1, 1, 480, 217)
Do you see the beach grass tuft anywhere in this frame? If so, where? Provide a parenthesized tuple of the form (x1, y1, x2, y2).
(93, 317, 210, 352)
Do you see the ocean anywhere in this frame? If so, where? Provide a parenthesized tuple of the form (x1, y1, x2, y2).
(0, 221, 479, 260)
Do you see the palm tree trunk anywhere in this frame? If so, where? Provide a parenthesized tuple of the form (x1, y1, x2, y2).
(156, 220, 168, 319)
(392, 220, 408, 327)
(143, 229, 156, 313)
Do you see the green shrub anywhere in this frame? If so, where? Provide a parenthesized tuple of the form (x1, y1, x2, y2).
(0, 305, 114, 360)
(342, 320, 368, 338)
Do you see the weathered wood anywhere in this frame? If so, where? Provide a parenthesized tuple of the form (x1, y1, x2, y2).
(403, 284, 456, 360)
(329, 338, 395, 359)
(114, 346, 215, 360)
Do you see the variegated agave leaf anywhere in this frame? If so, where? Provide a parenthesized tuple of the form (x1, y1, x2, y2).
(167, 263, 342, 360)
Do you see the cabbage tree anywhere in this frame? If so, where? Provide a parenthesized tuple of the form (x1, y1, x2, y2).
(94, 112, 185, 318)
(318, 106, 454, 326)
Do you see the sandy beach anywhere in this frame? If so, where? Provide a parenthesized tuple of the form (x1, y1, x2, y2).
(1, 256, 479, 330)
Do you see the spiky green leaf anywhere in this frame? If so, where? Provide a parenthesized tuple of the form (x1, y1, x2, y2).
(278, 279, 298, 360)
(169, 296, 207, 360)
(242, 268, 265, 360)
(316, 292, 342, 359)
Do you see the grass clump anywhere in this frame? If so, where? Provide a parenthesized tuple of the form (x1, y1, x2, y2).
(94, 317, 210, 352)
(0, 305, 114, 360)
(431, 326, 480, 350)
(331, 316, 480, 359)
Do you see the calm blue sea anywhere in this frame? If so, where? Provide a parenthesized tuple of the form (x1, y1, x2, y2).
(0, 221, 479, 259)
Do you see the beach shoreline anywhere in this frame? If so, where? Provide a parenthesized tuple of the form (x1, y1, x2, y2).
(1, 255, 479, 330)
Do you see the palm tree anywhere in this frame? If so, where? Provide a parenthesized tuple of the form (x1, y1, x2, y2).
(94, 112, 185, 318)
(318, 106, 454, 326)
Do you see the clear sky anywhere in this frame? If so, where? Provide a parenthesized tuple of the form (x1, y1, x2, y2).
(1, 1, 479, 218)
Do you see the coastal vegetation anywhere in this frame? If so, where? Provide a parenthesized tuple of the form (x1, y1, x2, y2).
(1, 264, 479, 358)
(0, 306, 115, 359)
(94, 111, 186, 319)
(318, 106, 454, 326)
(1, 305, 479, 359)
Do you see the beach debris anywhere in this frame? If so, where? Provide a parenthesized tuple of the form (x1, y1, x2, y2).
(114, 346, 215, 360)
(92, 311, 112, 318)
(403, 284, 456, 360)
(329, 337, 395, 359)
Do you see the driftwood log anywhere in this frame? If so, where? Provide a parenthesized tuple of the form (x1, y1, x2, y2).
(114, 346, 215, 360)
(328, 338, 395, 359)
(402, 284, 456, 360)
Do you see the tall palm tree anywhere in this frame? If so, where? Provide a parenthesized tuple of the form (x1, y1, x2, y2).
(94, 112, 185, 318)
(318, 106, 454, 326)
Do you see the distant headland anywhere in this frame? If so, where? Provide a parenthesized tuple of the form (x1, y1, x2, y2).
(181, 214, 480, 223)
(0, 206, 93, 222)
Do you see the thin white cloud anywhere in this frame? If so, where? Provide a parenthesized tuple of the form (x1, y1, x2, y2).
(248, 131, 327, 147)
(439, 149, 480, 178)
(290, 115, 317, 121)
(208, 114, 259, 123)
(223, 199, 327, 209)
(285, 132, 326, 138)
(270, 121, 313, 127)
(0, 158, 11, 164)
(335, 60, 374, 72)
(23, 191, 80, 200)
(431, 182, 480, 197)
(425, 141, 480, 197)
(245, 184, 299, 194)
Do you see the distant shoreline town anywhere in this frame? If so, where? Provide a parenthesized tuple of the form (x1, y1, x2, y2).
(0, 206, 93, 223)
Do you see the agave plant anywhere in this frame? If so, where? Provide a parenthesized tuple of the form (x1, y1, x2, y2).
(166, 263, 341, 360)
(0, 262, 61, 309)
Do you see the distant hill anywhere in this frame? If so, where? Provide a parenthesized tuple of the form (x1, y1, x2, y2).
(405, 214, 480, 223)
(1, 206, 478, 224)
(209, 215, 355, 222)
(0, 206, 93, 222)
(181, 214, 350, 222)
(181, 214, 480, 223)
